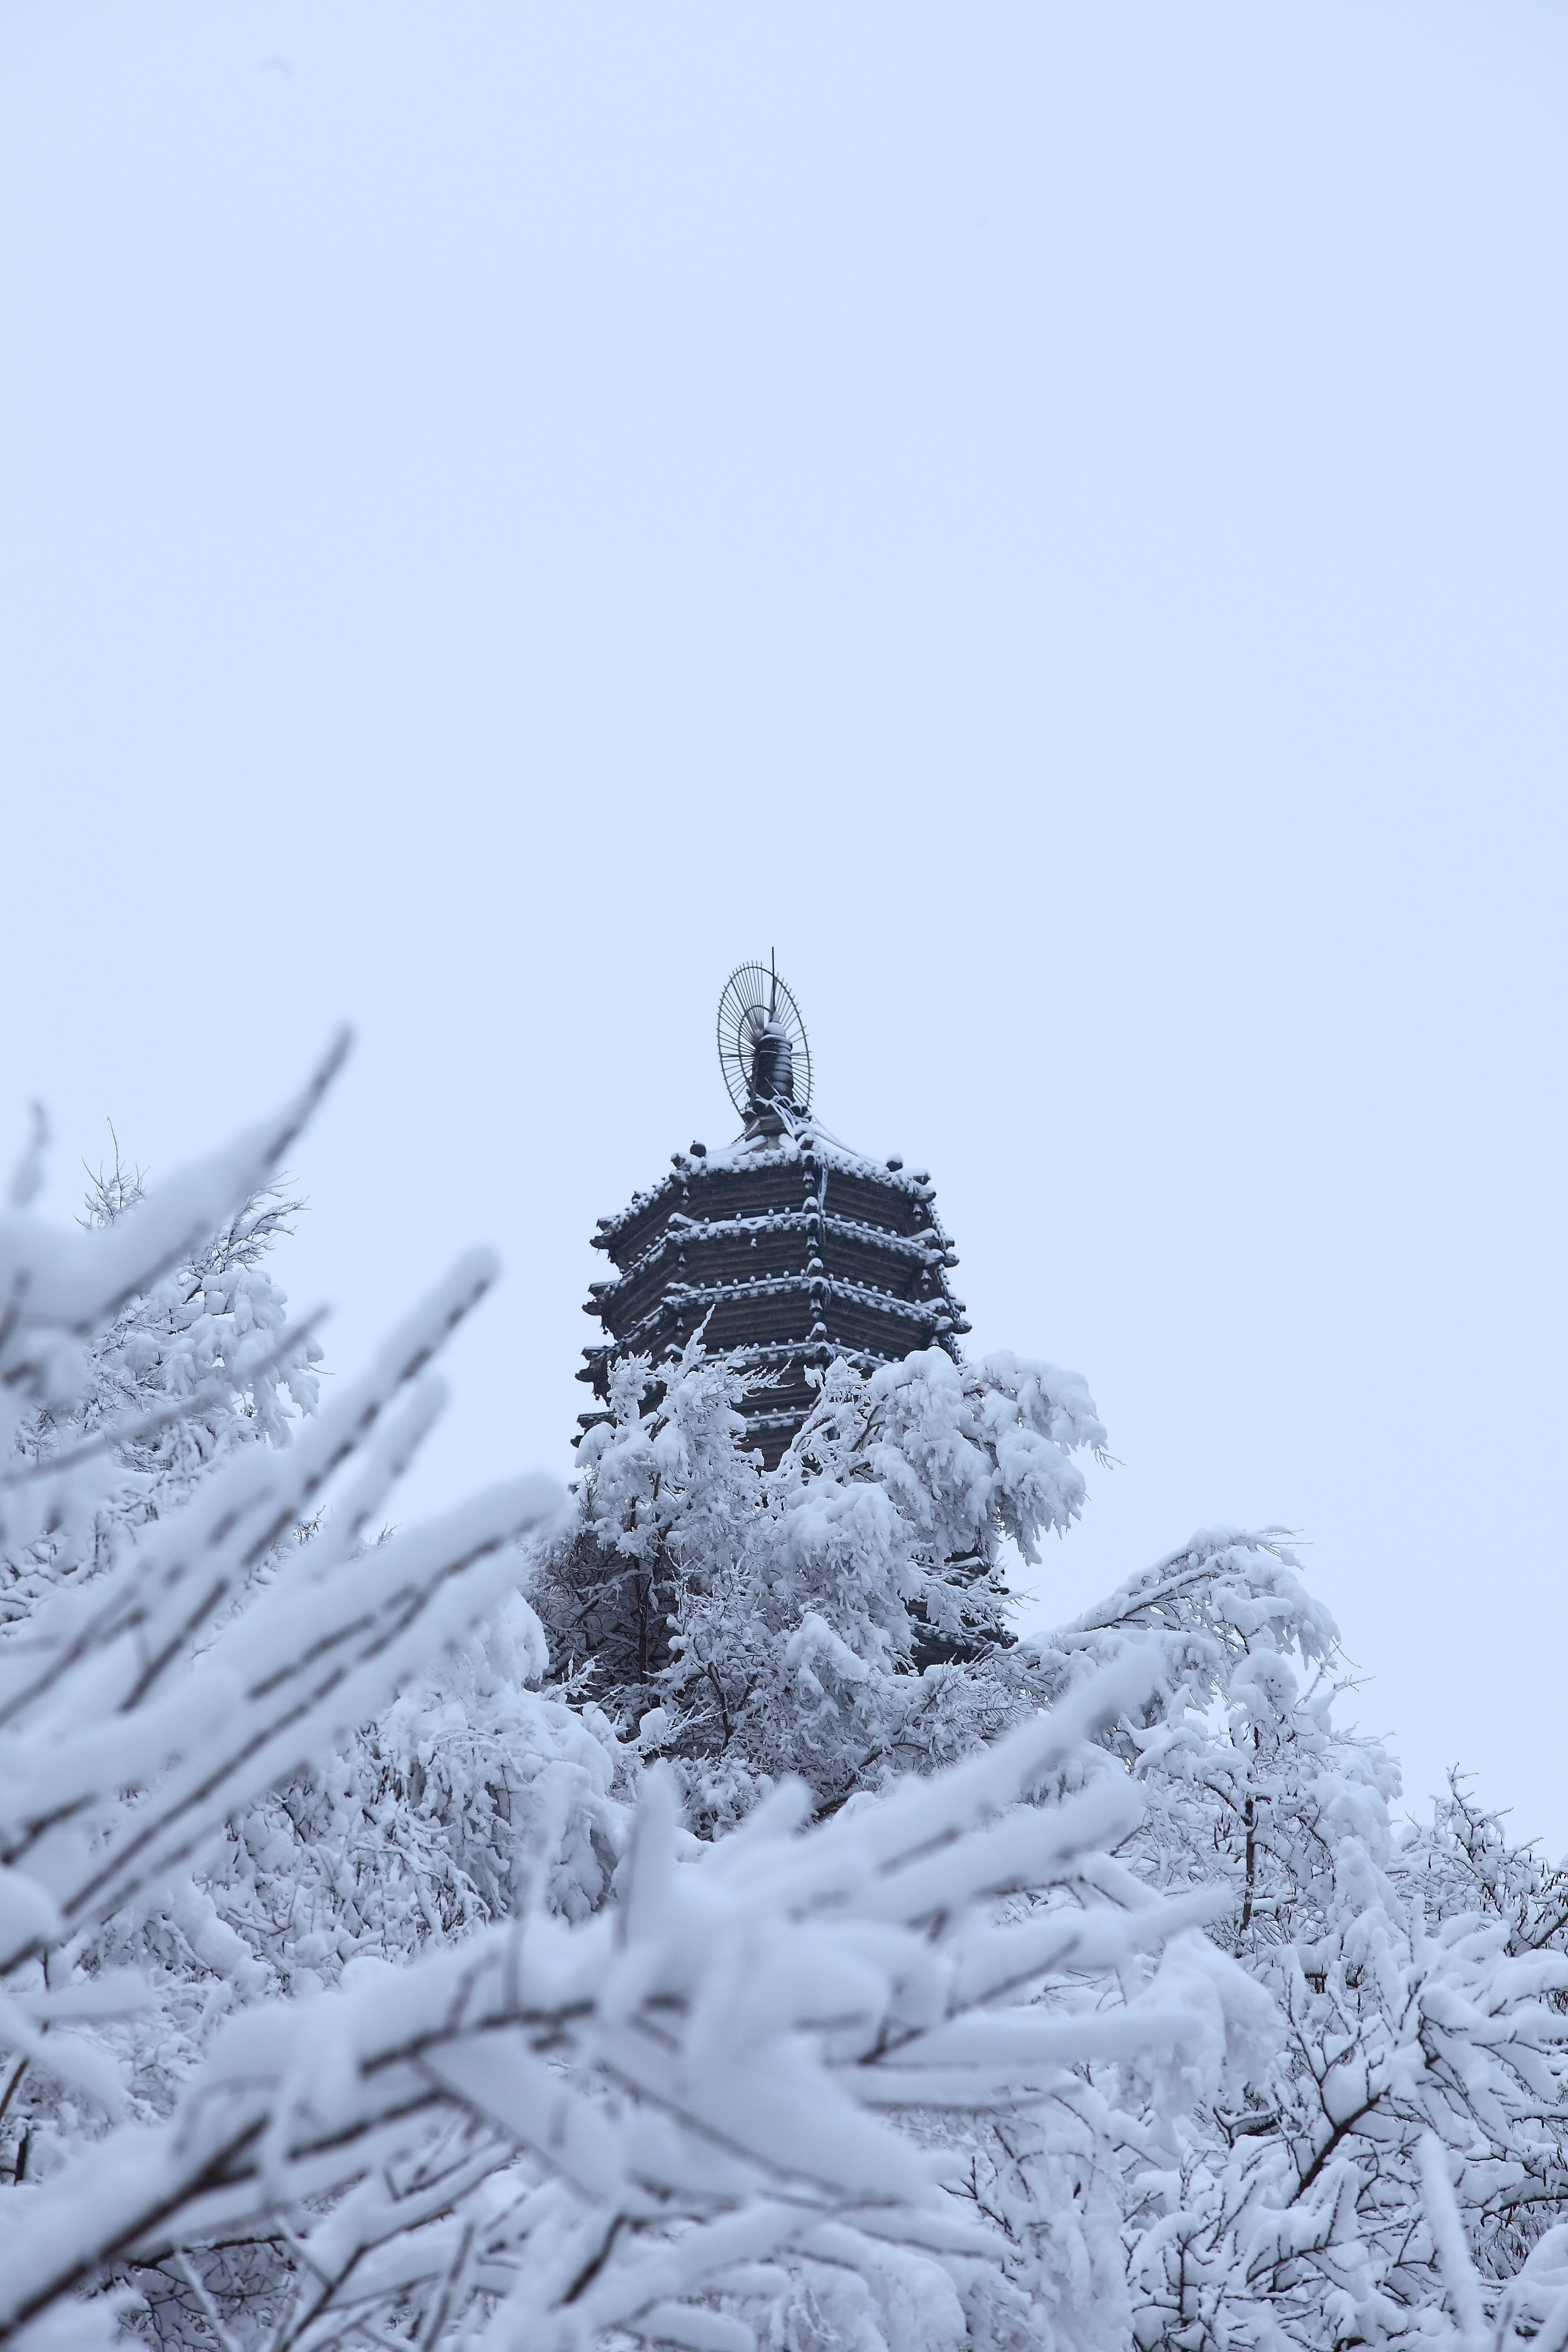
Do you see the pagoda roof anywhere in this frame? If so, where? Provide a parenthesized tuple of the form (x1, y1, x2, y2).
(591, 1121, 938, 1252)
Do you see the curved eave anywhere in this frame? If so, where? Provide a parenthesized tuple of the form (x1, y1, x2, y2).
(588, 1208, 953, 1313)
(591, 1123, 938, 1254)
(592, 1271, 965, 1358)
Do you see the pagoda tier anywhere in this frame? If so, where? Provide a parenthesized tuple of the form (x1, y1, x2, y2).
(578, 1125, 971, 1467)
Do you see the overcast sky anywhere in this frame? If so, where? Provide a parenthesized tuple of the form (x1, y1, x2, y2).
(3, 0, 1564, 1846)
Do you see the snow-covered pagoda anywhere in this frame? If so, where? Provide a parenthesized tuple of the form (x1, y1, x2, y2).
(578, 959, 971, 1465)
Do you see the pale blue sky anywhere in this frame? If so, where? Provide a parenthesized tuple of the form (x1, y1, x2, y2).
(3, 1, 1564, 1842)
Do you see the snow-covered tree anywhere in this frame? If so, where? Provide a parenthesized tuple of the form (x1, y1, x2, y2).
(538, 1415, 1568, 2352)
(0, 1052, 562, 2335)
(4, 1127, 322, 1609)
(1011, 1533, 1568, 2352)
(530, 1337, 1106, 1831)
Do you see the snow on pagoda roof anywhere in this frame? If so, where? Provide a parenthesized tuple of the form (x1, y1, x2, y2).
(592, 1116, 938, 1248)
(695, 1119, 933, 1188)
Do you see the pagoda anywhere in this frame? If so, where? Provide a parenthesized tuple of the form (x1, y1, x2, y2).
(578, 959, 971, 1465)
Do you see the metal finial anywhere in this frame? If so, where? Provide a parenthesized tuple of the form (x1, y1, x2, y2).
(717, 960, 813, 1124)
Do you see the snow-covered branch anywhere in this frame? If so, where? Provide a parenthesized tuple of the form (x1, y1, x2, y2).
(0, 1648, 1250, 2349)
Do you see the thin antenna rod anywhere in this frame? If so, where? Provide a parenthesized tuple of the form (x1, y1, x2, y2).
(769, 948, 777, 1020)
